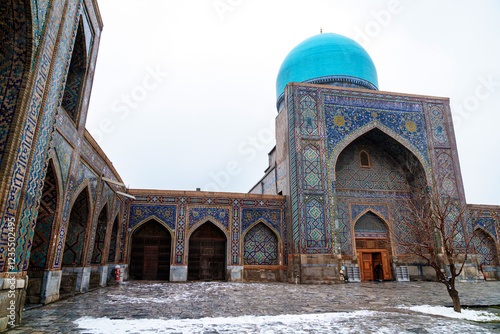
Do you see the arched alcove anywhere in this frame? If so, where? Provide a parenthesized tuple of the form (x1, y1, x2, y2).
(473, 228, 499, 266)
(62, 188, 91, 266)
(188, 222, 227, 281)
(354, 211, 392, 281)
(62, 18, 87, 124)
(26, 160, 59, 304)
(243, 222, 279, 265)
(129, 219, 172, 280)
(107, 216, 119, 263)
(91, 204, 108, 265)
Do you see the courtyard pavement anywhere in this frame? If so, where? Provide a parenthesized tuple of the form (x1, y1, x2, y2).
(6, 280, 500, 333)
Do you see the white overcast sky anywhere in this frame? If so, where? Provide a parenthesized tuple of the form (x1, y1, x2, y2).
(86, 0, 500, 205)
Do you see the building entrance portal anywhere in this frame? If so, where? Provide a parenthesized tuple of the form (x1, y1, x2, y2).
(354, 212, 392, 281)
(130, 220, 171, 280)
(188, 222, 226, 281)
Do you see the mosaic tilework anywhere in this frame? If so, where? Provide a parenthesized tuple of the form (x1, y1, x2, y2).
(473, 228, 499, 265)
(52, 0, 103, 269)
(15, 0, 81, 271)
(287, 86, 301, 253)
(188, 207, 229, 231)
(32, 0, 51, 51)
(300, 94, 319, 136)
(351, 204, 390, 224)
(0, 0, 30, 168)
(303, 145, 322, 189)
(243, 223, 279, 265)
(305, 199, 327, 248)
(52, 131, 73, 189)
(90, 206, 107, 264)
(119, 202, 129, 262)
(231, 201, 241, 265)
(62, 21, 86, 122)
(175, 202, 187, 264)
(0, 0, 66, 271)
(324, 98, 428, 166)
(107, 217, 118, 263)
(428, 105, 450, 148)
(62, 188, 89, 265)
(129, 205, 176, 230)
(475, 217, 497, 241)
(336, 139, 407, 192)
(242, 208, 281, 236)
(29, 162, 58, 269)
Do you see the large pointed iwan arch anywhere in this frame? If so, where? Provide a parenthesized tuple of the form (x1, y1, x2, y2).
(329, 123, 430, 184)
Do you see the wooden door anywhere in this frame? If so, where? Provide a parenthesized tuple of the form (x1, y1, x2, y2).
(129, 220, 171, 280)
(361, 252, 373, 281)
(188, 222, 226, 281)
(381, 250, 392, 280)
(143, 246, 158, 280)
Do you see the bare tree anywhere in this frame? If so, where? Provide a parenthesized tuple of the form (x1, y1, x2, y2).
(396, 172, 474, 313)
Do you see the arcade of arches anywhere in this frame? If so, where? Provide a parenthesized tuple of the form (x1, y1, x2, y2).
(1, 2, 500, 329)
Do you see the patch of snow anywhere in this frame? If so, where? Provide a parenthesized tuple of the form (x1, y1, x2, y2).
(75, 310, 494, 334)
(401, 305, 500, 322)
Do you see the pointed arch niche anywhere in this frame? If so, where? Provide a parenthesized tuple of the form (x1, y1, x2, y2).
(472, 228, 499, 266)
(243, 222, 280, 266)
(354, 211, 392, 281)
(188, 221, 227, 281)
(129, 219, 172, 280)
(26, 160, 60, 304)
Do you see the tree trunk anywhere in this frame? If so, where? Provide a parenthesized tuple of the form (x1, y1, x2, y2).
(447, 286, 461, 312)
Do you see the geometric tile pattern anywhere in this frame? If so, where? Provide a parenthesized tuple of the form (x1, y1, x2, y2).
(52, 131, 73, 190)
(242, 208, 281, 237)
(305, 199, 326, 248)
(475, 217, 497, 241)
(243, 223, 279, 265)
(353, 212, 388, 239)
(324, 93, 428, 164)
(0, 0, 67, 271)
(336, 138, 408, 191)
(472, 228, 499, 265)
(29, 162, 58, 269)
(303, 145, 322, 189)
(188, 207, 229, 231)
(129, 205, 176, 230)
(300, 94, 319, 136)
(62, 189, 90, 266)
(15, 0, 82, 272)
(429, 105, 450, 147)
(107, 217, 119, 263)
(0, 0, 30, 169)
(62, 21, 86, 122)
(91, 206, 107, 264)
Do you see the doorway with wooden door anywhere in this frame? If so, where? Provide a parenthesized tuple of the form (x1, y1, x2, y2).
(129, 220, 171, 280)
(188, 222, 227, 281)
(354, 212, 392, 281)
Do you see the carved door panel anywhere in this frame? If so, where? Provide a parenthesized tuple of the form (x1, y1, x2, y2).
(143, 245, 158, 280)
(361, 252, 373, 281)
(382, 250, 392, 280)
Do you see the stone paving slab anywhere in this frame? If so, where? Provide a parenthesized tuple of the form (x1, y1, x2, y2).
(5, 281, 500, 333)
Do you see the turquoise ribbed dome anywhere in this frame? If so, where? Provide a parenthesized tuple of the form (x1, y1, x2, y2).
(276, 33, 378, 101)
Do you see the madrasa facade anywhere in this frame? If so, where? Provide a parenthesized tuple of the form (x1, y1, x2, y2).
(1, 0, 500, 328)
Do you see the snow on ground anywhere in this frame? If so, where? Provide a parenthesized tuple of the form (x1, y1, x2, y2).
(75, 310, 495, 334)
(401, 305, 500, 322)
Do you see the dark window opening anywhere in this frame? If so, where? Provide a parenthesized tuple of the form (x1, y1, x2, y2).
(360, 150, 370, 168)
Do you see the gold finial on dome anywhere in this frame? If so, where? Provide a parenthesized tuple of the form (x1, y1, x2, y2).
(320, 28, 323, 33)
